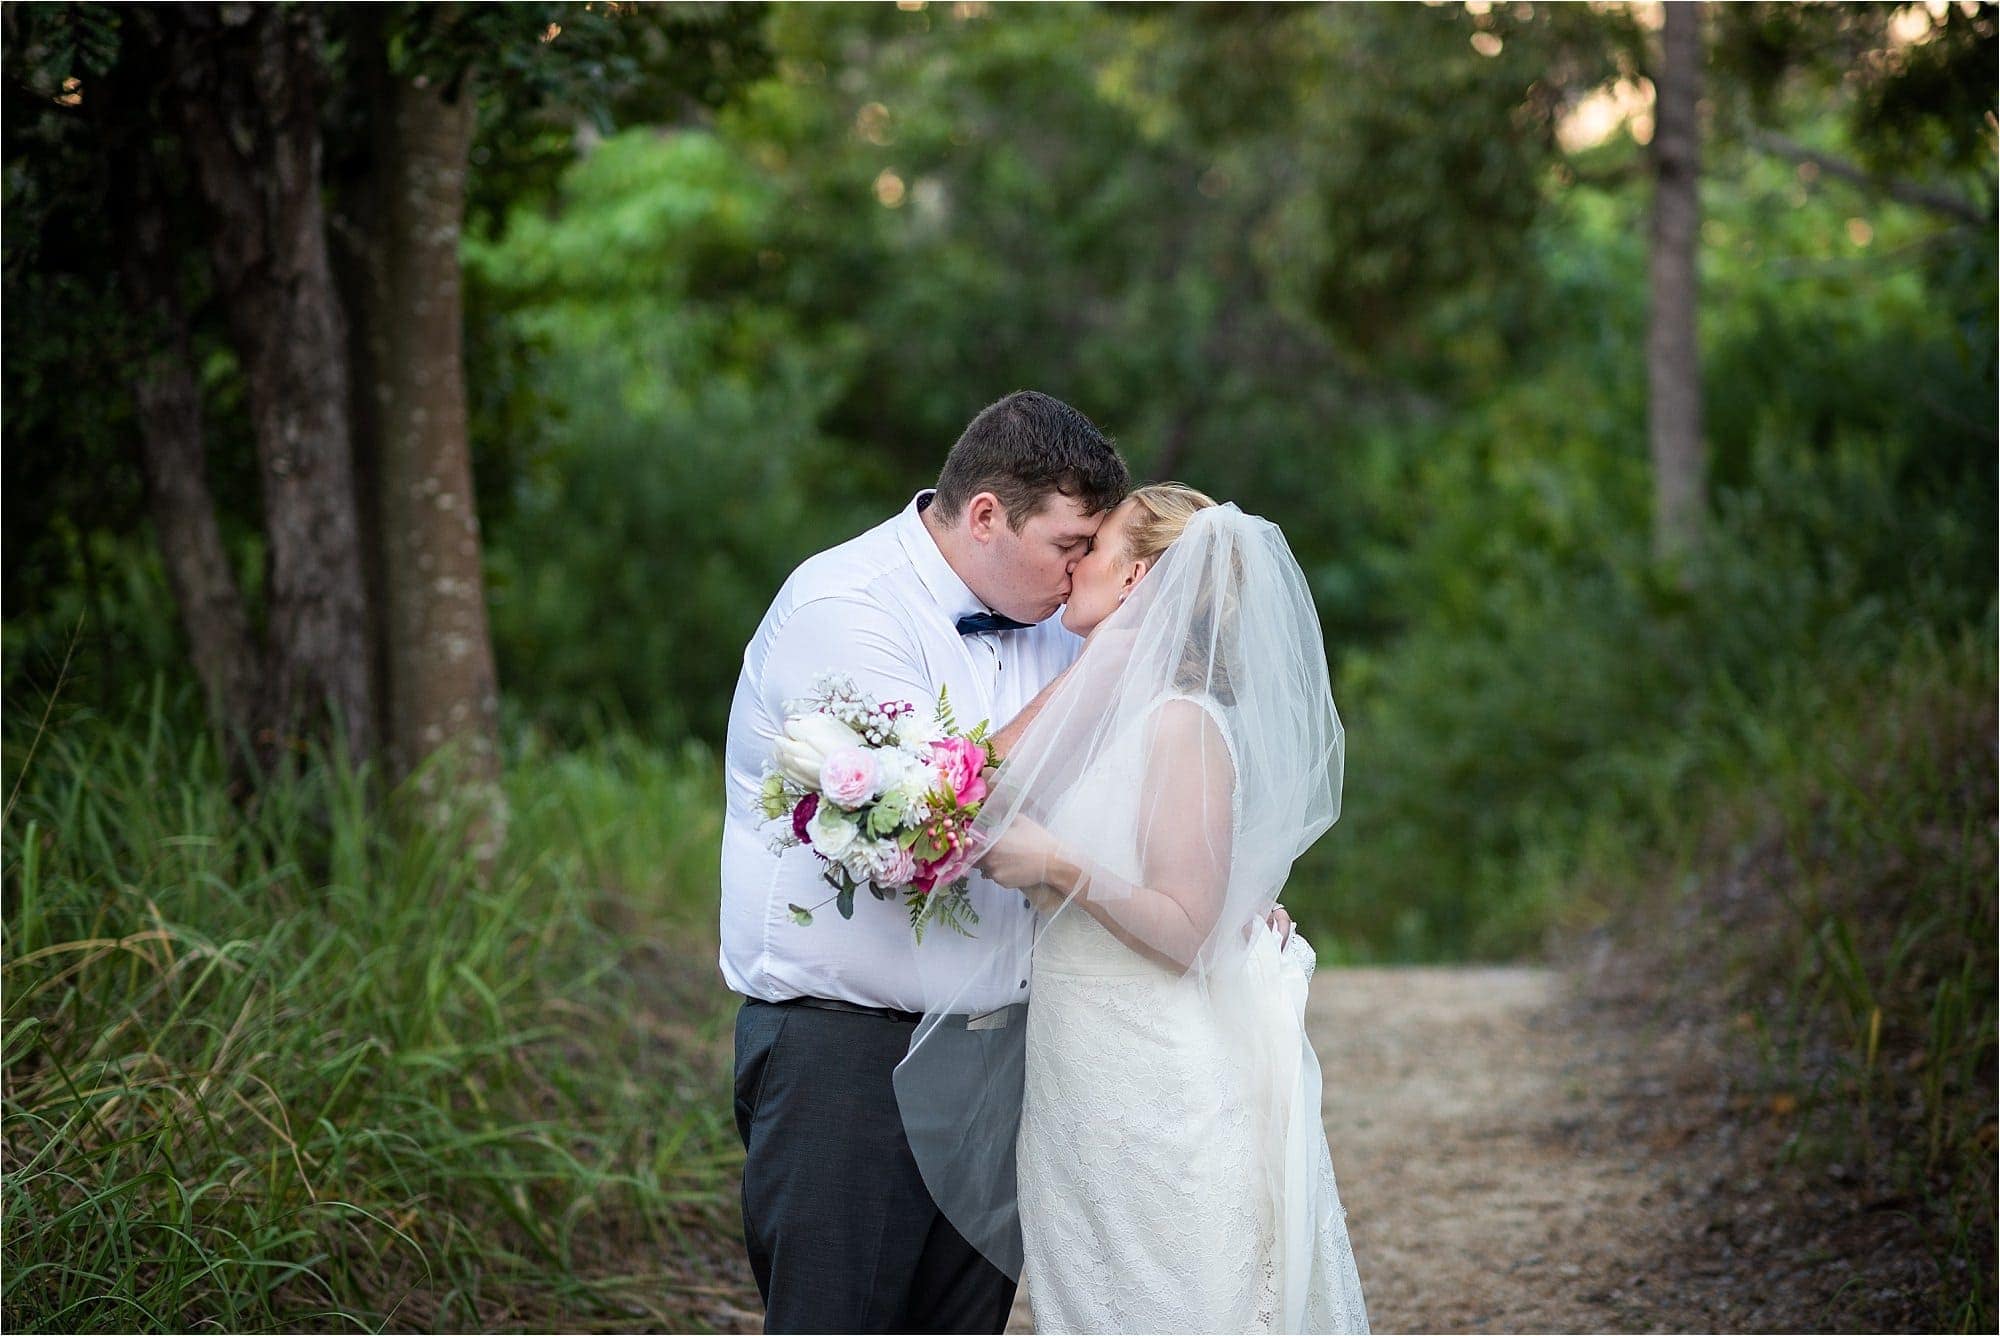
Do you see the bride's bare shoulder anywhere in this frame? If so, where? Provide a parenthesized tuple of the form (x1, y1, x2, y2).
(1146, 694, 1233, 768)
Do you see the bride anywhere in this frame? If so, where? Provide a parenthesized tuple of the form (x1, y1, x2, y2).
(898, 484, 1369, 1334)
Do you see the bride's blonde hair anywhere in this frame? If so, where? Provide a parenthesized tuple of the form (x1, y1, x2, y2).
(1121, 482, 1241, 701)
(1121, 482, 1218, 565)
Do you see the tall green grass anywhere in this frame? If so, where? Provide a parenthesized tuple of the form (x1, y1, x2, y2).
(1626, 622, 1998, 1331)
(2, 684, 744, 1333)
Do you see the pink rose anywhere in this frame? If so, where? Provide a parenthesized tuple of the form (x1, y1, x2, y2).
(929, 737, 989, 807)
(874, 845, 919, 889)
(818, 746, 879, 808)
(791, 792, 819, 844)
(914, 812, 978, 891)
(923, 840, 975, 890)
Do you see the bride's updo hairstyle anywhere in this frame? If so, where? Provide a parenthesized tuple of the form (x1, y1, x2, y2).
(1120, 482, 1218, 565)
(1121, 483, 1246, 702)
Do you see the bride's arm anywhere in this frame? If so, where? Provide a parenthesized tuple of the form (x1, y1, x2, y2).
(1040, 857, 1214, 974)
(990, 699, 1235, 973)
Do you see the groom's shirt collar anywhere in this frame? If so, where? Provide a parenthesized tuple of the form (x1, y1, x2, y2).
(897, 489, 994, 625)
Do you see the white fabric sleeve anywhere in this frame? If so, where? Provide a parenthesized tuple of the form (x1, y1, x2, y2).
(761, 594, 930, 719)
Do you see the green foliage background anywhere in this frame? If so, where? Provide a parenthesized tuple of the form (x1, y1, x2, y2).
(5, 3, 1992, 960)
(442, 2, 1994, 960)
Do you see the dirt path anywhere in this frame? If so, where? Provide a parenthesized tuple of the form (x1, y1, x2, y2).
(1008, 964, 1667, 1335)
(727, 962, 1911, 1334)
(1304, 965, 1666, 1334)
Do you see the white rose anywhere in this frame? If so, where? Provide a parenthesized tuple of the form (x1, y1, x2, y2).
(775, 712, 864, 791)
(807, 801, 859, 858)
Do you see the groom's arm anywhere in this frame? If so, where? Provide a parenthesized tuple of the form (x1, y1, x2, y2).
(766, 597, 1072, 761)
(762, 595, 932, 726)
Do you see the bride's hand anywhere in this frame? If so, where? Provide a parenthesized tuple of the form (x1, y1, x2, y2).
(978, 818, 1077, 895)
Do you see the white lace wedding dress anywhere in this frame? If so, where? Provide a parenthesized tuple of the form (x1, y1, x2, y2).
(1015, 693, 1369, 1334)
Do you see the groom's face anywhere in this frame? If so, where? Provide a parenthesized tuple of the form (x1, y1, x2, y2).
(966, 491, 1105, 624)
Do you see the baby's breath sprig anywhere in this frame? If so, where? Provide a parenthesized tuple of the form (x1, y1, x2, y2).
(787, 671, 922, 749)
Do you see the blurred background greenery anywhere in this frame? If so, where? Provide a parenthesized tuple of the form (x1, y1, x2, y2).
(3, 2, 1993, 1331)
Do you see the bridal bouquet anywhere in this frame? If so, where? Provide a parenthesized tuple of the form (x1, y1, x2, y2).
(759, 672, 994, 941)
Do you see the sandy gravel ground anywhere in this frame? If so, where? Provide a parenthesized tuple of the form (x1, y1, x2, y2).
(1303, 965, 1659, 1334)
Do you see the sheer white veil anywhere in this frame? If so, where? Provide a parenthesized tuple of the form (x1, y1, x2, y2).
(894, 502, 1345, 1287)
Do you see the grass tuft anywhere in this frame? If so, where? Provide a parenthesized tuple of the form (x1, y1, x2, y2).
(2, 684, 748, 1333)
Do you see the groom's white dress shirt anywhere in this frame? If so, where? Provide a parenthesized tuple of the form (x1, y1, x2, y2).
(720, 490, 1082, 1015)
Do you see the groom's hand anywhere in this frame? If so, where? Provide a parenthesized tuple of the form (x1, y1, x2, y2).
(1266, 905, 1294, 946)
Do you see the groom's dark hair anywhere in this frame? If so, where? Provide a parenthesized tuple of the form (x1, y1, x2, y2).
(933, 391, 1129, 532)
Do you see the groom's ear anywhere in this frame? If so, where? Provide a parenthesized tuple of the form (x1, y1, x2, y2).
(964, 491, 1005, 544)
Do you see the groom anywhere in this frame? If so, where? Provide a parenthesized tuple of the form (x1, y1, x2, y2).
(720, 391, 1130, 1333)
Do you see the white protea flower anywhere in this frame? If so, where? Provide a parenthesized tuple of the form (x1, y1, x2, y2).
(774, 712, 864, 790)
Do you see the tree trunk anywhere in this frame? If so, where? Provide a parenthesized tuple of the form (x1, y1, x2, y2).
(99, 52, 264, 761)
(1647, 0, 1706, 565)
(360, 65, 505, 853)
(328, 7, 396, 763)
(119, 183, 264, 757)
(166, 3, 374, 766)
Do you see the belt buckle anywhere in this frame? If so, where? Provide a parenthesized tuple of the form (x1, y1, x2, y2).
(965, 1006, 1012, 1031)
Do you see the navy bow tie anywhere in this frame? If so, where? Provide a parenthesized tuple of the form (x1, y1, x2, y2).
(955, 611, 1032, 635)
